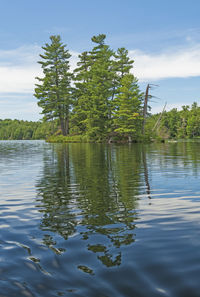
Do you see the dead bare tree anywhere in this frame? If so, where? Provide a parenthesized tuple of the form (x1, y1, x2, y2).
(142, 84, 158, 135)
(152, 102, 167, 132)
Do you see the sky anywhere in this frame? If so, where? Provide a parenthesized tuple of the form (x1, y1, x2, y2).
(0, 0, 200, 120)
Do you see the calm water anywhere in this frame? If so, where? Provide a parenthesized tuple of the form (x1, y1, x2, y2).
(1, 140, 200, 297)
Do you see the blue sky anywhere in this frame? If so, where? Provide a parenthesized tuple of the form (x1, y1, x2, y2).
(0, 0, 200, 120)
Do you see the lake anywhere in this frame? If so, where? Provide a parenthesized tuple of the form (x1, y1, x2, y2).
(1, 140, 200, 297)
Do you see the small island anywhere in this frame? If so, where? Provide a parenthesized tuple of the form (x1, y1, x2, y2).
(34, 34, 200, 143)
(0, 34, 199, 143)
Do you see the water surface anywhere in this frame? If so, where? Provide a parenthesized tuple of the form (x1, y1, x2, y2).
(1, 140, 200, 296)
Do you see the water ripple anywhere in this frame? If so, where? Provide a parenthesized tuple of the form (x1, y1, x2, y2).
(1, 141, 200, 296)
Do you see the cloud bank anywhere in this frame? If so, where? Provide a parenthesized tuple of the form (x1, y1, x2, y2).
(130, 45, 200, 81)
(0, 46, 41, 93)
(0, 44, 200, 94)
(0, 43, 200, 119)
(0, 46, 79, 94)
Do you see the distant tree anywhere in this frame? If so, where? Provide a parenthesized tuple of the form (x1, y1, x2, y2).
(34, 35, 72, 136)
(0, 119, 53, 140)
(186, 102, 200, 137)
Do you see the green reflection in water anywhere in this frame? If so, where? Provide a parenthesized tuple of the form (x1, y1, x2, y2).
(36, 143, 150, 267)
(147, 141, 200, 178)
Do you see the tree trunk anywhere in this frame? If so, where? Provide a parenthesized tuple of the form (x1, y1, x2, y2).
(142, 84, 149, 135)
(60, 116, 69, 136)
(60, 117, 67, 136)
(66, 117, 69, 135)
(152, 102, 167, 132)
(142, 149, 151, 199)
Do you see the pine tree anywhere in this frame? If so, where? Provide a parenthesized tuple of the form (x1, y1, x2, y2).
(110, 48, 134, 101)
(86, 34, 114, 139)
(108, 47, 135, 139)
(34, 35, 72, 136)
(73, 34, 115, 140)
(72, 51, 92, 133)
(113, 74, 142, 142)
(114, 47, 134, 79)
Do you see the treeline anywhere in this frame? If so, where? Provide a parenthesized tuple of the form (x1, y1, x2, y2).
(0, 119, 53, 140)
(1, 103, 200, 141)
(35, 34, 145, 142)
(148, 102, 200, 139)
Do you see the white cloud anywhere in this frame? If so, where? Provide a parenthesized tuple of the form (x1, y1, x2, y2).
(1, 43, 200, 119)
(0, 46, 79, 119)
(1, 43, 200, 95)
(0, 45, 41, 93)
(130, 45, 200, 81)
(0, 65, 42, 93)
(0, 100, 42, 121)
(0, 45, 78, 94)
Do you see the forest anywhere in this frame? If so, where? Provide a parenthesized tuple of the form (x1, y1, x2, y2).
(0, 34, 199, 142)
(148, 102, 200, 140)
(1, 103, 200, 141)
(0, 119, 52, 140)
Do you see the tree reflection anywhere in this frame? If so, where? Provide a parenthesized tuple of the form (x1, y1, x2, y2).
(146, 141, 200, 177)
(36, 143, 146, 267)
(36, 144, 77, 241)
(142, 147, 151, 199)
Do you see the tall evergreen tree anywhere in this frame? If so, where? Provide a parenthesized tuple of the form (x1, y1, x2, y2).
(110, 48, 134, 101)
(109, 47, 135, 130)
(72, 51, 92, 133)
(113, 74, 142, 142)
(86, 34, 114, 139)
(34, 35, 72, 136)
(73, 34, 115, 140)
(114, 47, 134, 79)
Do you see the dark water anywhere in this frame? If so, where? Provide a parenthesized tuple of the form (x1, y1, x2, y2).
(1, 141, 200, 297)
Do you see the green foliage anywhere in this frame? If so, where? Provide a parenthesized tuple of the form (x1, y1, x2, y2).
(113, 74, 143, 141)
(113, 47, 134, 80)
(34, 35, 72, 136)
(33, 33, 146, 142)
(72, 51, 91, 133)
(36, 144, 140, 264)
(71, 34, 142, 142)
(0, 119, 53, 140)
(74, 34, 115, 140)
(5, 34, 200, 143)
(147, 102, 200, 140)
(9, 34, 200, 143)
(47, 134, 89, 143)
